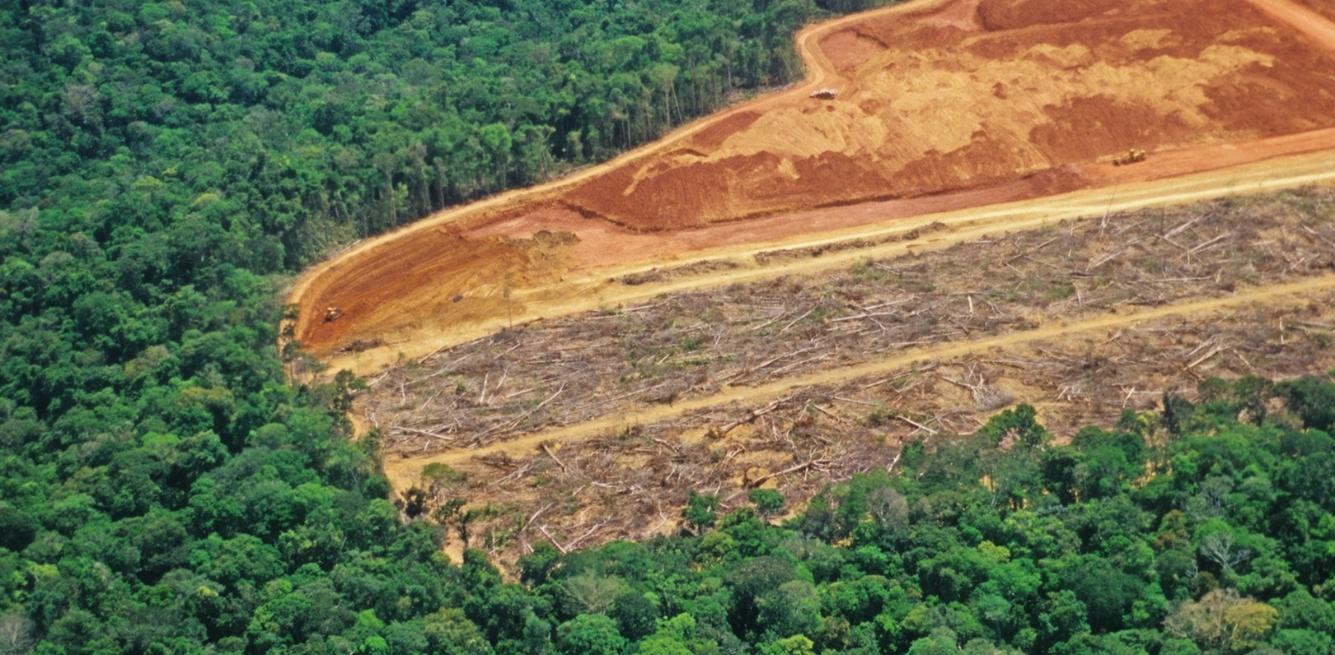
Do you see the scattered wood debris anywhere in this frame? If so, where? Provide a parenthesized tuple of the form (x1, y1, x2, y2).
(362, 188, 1335, 566)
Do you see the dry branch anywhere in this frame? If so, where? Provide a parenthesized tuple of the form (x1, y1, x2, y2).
(746, 458, 831, 488)
(541, 443, 568, 472)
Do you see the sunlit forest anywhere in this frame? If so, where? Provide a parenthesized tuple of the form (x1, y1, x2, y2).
(2, 0, 1333, 652)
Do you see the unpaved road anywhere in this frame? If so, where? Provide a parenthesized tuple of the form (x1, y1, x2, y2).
(291, 0, 1335, 370)
(381, 273, 1335, 489)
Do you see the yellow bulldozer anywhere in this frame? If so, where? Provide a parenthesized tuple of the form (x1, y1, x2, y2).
(1112, 148, 1147, 166)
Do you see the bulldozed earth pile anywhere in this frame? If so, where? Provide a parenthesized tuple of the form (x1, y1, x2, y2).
(293, 0, 1335, 364)
(364, 188, 1335, 564)
(565, 0, 1335, 229)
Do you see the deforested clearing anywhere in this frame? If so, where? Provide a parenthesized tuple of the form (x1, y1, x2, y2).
(366, 187, 1335, 563)
(291, 0, 1335, 364)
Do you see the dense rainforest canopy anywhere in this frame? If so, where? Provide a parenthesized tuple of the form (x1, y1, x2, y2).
(2, 0, 1334, 653)
(1, 0, 860, 266)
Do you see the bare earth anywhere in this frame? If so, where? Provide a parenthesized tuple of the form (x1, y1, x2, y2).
(366, 189, 1335, 564)
(284, 0, 1335, 563)
(290, 0, 1335, 371)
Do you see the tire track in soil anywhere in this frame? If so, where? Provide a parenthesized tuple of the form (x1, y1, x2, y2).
(1245, 0, 1335, 51)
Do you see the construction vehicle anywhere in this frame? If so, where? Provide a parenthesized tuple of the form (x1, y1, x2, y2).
(809, 87, 839, 100)
(1112, 148, 1147, 166)
(324, 306, 344, 322)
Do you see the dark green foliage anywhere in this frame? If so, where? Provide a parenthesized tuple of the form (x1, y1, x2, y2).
(1276, 375, 1335, 433)
(609, 591, 659, 641)
(1, 0, 877, 270)
(556, 613, 625, 655)
(2, 0, 1331, 650)
(750, 488, 787, 519)
(979, 403, 1050, 448)
(470, 376, 1329, 654)
(1, 0, 891, 650)
(6, 376, 1334, 652)
(683, 491, 720, 534)
(1064, 557, 1145, 632)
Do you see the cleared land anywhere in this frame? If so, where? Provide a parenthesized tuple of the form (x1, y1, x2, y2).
(401, 297, 1335, 562)
(364, 188, 1335, 563)
(1289, 0, 1335, 30)
(287, 0, 1335, 564)
(291, 0, 1335, 369)
(566, 0, 1335, 228)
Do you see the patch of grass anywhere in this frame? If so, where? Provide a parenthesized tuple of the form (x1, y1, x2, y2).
(1043, 280, 1077, 301)
(673, 357, 709, 370)
(1008, 278, 1076, 303)
(1140, 256, 1169, 275)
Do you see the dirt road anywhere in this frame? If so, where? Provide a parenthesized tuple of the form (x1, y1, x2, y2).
(381, 273, 1335, 489)
(290, 0, 1335, 370)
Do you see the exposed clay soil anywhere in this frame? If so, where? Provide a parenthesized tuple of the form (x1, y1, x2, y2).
(1293, 0, 1335, 26)
(367, 188, 1335, 563)
(567, 0, 1335, 230)
(292, 0, 1335, 374)
(297, 229, 571, 357)
(365, 189, 1335, 458)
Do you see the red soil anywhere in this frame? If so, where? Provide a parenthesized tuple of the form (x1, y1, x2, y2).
(563, 0, 1335, 230)
(292, 0, 1335, 364)
(1294, 0, 1335, 23)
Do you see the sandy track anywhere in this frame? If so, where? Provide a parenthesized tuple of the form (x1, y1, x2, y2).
(290, 0, 1335, 370)
(1295, 0, 1335, 23)
(381, 273, 1335, 488)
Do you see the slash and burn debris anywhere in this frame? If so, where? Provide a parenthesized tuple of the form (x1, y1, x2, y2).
(361, 188, 1335, 563)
